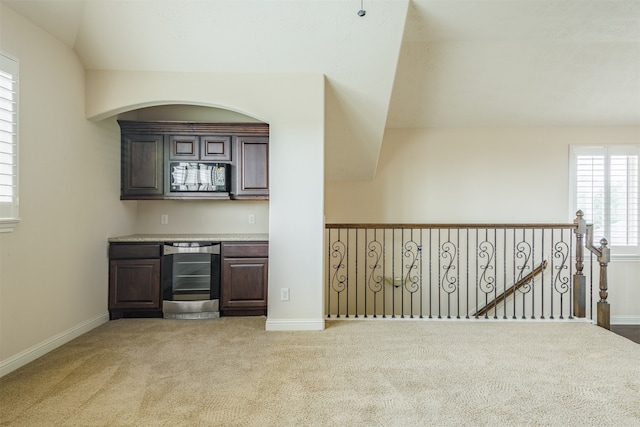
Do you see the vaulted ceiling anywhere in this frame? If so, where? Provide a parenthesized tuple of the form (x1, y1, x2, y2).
(2, 0, 639, 181)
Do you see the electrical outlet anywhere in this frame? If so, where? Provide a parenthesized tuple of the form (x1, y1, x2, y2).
(160, 214, 169, 225)
(281, 288, 290, 301)
(248, 214, 255, 224)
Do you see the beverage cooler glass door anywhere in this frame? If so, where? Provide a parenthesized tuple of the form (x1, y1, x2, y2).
(172, 252, 212, 300)
(163, 243, 221, 301)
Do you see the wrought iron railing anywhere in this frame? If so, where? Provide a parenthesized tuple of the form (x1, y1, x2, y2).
(326, 211, 610, 327)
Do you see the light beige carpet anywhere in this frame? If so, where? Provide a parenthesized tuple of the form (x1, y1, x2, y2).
(1, 317, 639, 427)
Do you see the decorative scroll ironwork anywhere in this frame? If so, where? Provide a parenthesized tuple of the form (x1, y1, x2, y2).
(478, 240, 495, 294)
(325, 216, 604, 321)
(330, 239, 347, 294)
(366, 239, 383, 293)
(440, 239, 457, 294)
(403, 241, 421, 294)
(553, 241, 570, 295)
(515, 241, 533, 294)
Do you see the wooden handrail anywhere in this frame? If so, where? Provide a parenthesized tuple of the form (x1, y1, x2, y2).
(325, 213, 606, 320)
(473, 260, 548, 317)
(326, 223, 576, 230)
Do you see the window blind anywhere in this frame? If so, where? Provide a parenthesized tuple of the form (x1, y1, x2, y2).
(573, 145, 639, 251)
(0, 53, 17, 222)
(576, 153, 606, 241)
(610, 155, 638, 246)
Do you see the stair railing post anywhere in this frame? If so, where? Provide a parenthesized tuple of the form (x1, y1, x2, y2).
(596, 238, 611, 330)
(573, 210, 586, 318)
(585, 221, 611, 330)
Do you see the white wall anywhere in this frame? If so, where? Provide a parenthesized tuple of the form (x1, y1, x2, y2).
(326, 127, 640, 223)
(133, 200, 269, 235)
(85, 71, 326, 331)
(0, 5, 137, 375)
(325, 127, 640, 322)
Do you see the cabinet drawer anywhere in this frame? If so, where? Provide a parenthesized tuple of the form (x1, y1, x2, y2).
(168, 135, 199, 160)
(222, 242, 268, 258)
(201, 135, 232, 161)
(109, 244, 161, 259)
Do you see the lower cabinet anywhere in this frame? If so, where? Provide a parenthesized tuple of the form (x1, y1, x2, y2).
(221, 242, 268, 316)
(108, 240, 268, 319)
(109, 244, 162, 319)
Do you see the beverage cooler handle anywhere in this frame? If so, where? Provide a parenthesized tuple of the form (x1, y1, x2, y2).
(163, 244, 221, 255)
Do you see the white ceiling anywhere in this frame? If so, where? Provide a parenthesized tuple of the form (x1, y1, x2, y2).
(3, 0, 639, 181)
(390, 0, 640, 128)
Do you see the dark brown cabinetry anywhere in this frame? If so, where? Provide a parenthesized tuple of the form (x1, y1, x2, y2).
(109, 243, 162, 319)
(167, 134, 232, 161)
(201, 135, 232, 161)
(221, 242, 268, 316)
(234, 136, 269, 199)
(167, 134, 199, 160)
(118, 120, 268, 200)
(121, 133, 164, 198)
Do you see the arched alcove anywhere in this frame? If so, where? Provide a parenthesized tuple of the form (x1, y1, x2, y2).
(86, 71, 326, 330)
(116, 104, 264, 124)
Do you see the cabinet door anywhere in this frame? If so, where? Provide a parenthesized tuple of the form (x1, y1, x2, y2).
(109, 259, 161, 310)
(233, 136, 269, 198)
(221, 257, 268, 315)
(121, 134, 164, 197)
(201, 135, 232, 161)
(168, 135, 199, 160)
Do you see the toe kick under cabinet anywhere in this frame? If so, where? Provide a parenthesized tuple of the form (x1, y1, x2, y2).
(220, 242, 269, 316)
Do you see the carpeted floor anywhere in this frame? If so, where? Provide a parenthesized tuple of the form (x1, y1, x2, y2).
(1, 317, 639, 427)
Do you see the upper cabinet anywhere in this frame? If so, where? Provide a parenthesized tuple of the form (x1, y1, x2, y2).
(234, 136, 269, 199)
(118, 121, 269, 200)
(167, 134, 232, 162)
(200, 135, 233, 161)
(121, 133, 164, 198)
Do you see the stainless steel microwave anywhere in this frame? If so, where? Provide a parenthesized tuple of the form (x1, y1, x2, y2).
(169, 162, 229, 192)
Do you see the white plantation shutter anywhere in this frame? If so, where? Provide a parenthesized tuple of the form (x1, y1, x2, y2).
(572, 145, 639, 254)
(0, 52, 18, 227)
(610, 154, 638, 246)
(576, 151, 606, 241)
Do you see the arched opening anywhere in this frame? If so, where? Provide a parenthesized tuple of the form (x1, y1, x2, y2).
(86, 70, 326, 330)
(116, 103, 266, 124)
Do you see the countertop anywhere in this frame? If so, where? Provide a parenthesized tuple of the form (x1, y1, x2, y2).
(108, 233, 269, 243)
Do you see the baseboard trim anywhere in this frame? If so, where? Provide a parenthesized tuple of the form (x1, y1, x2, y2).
(611, 315, 640, 325)
(0, 312, 109, 378)
(265, 318, 325, 331)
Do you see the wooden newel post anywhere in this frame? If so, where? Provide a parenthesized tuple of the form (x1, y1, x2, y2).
(584, 219, 612, 330)
(597, 238, 611, 330)
(573, 210, 586, 318)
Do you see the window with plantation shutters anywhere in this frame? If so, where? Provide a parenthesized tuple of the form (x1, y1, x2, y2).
(0, 52, 18, 231)
(571, 145, 639, 256)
